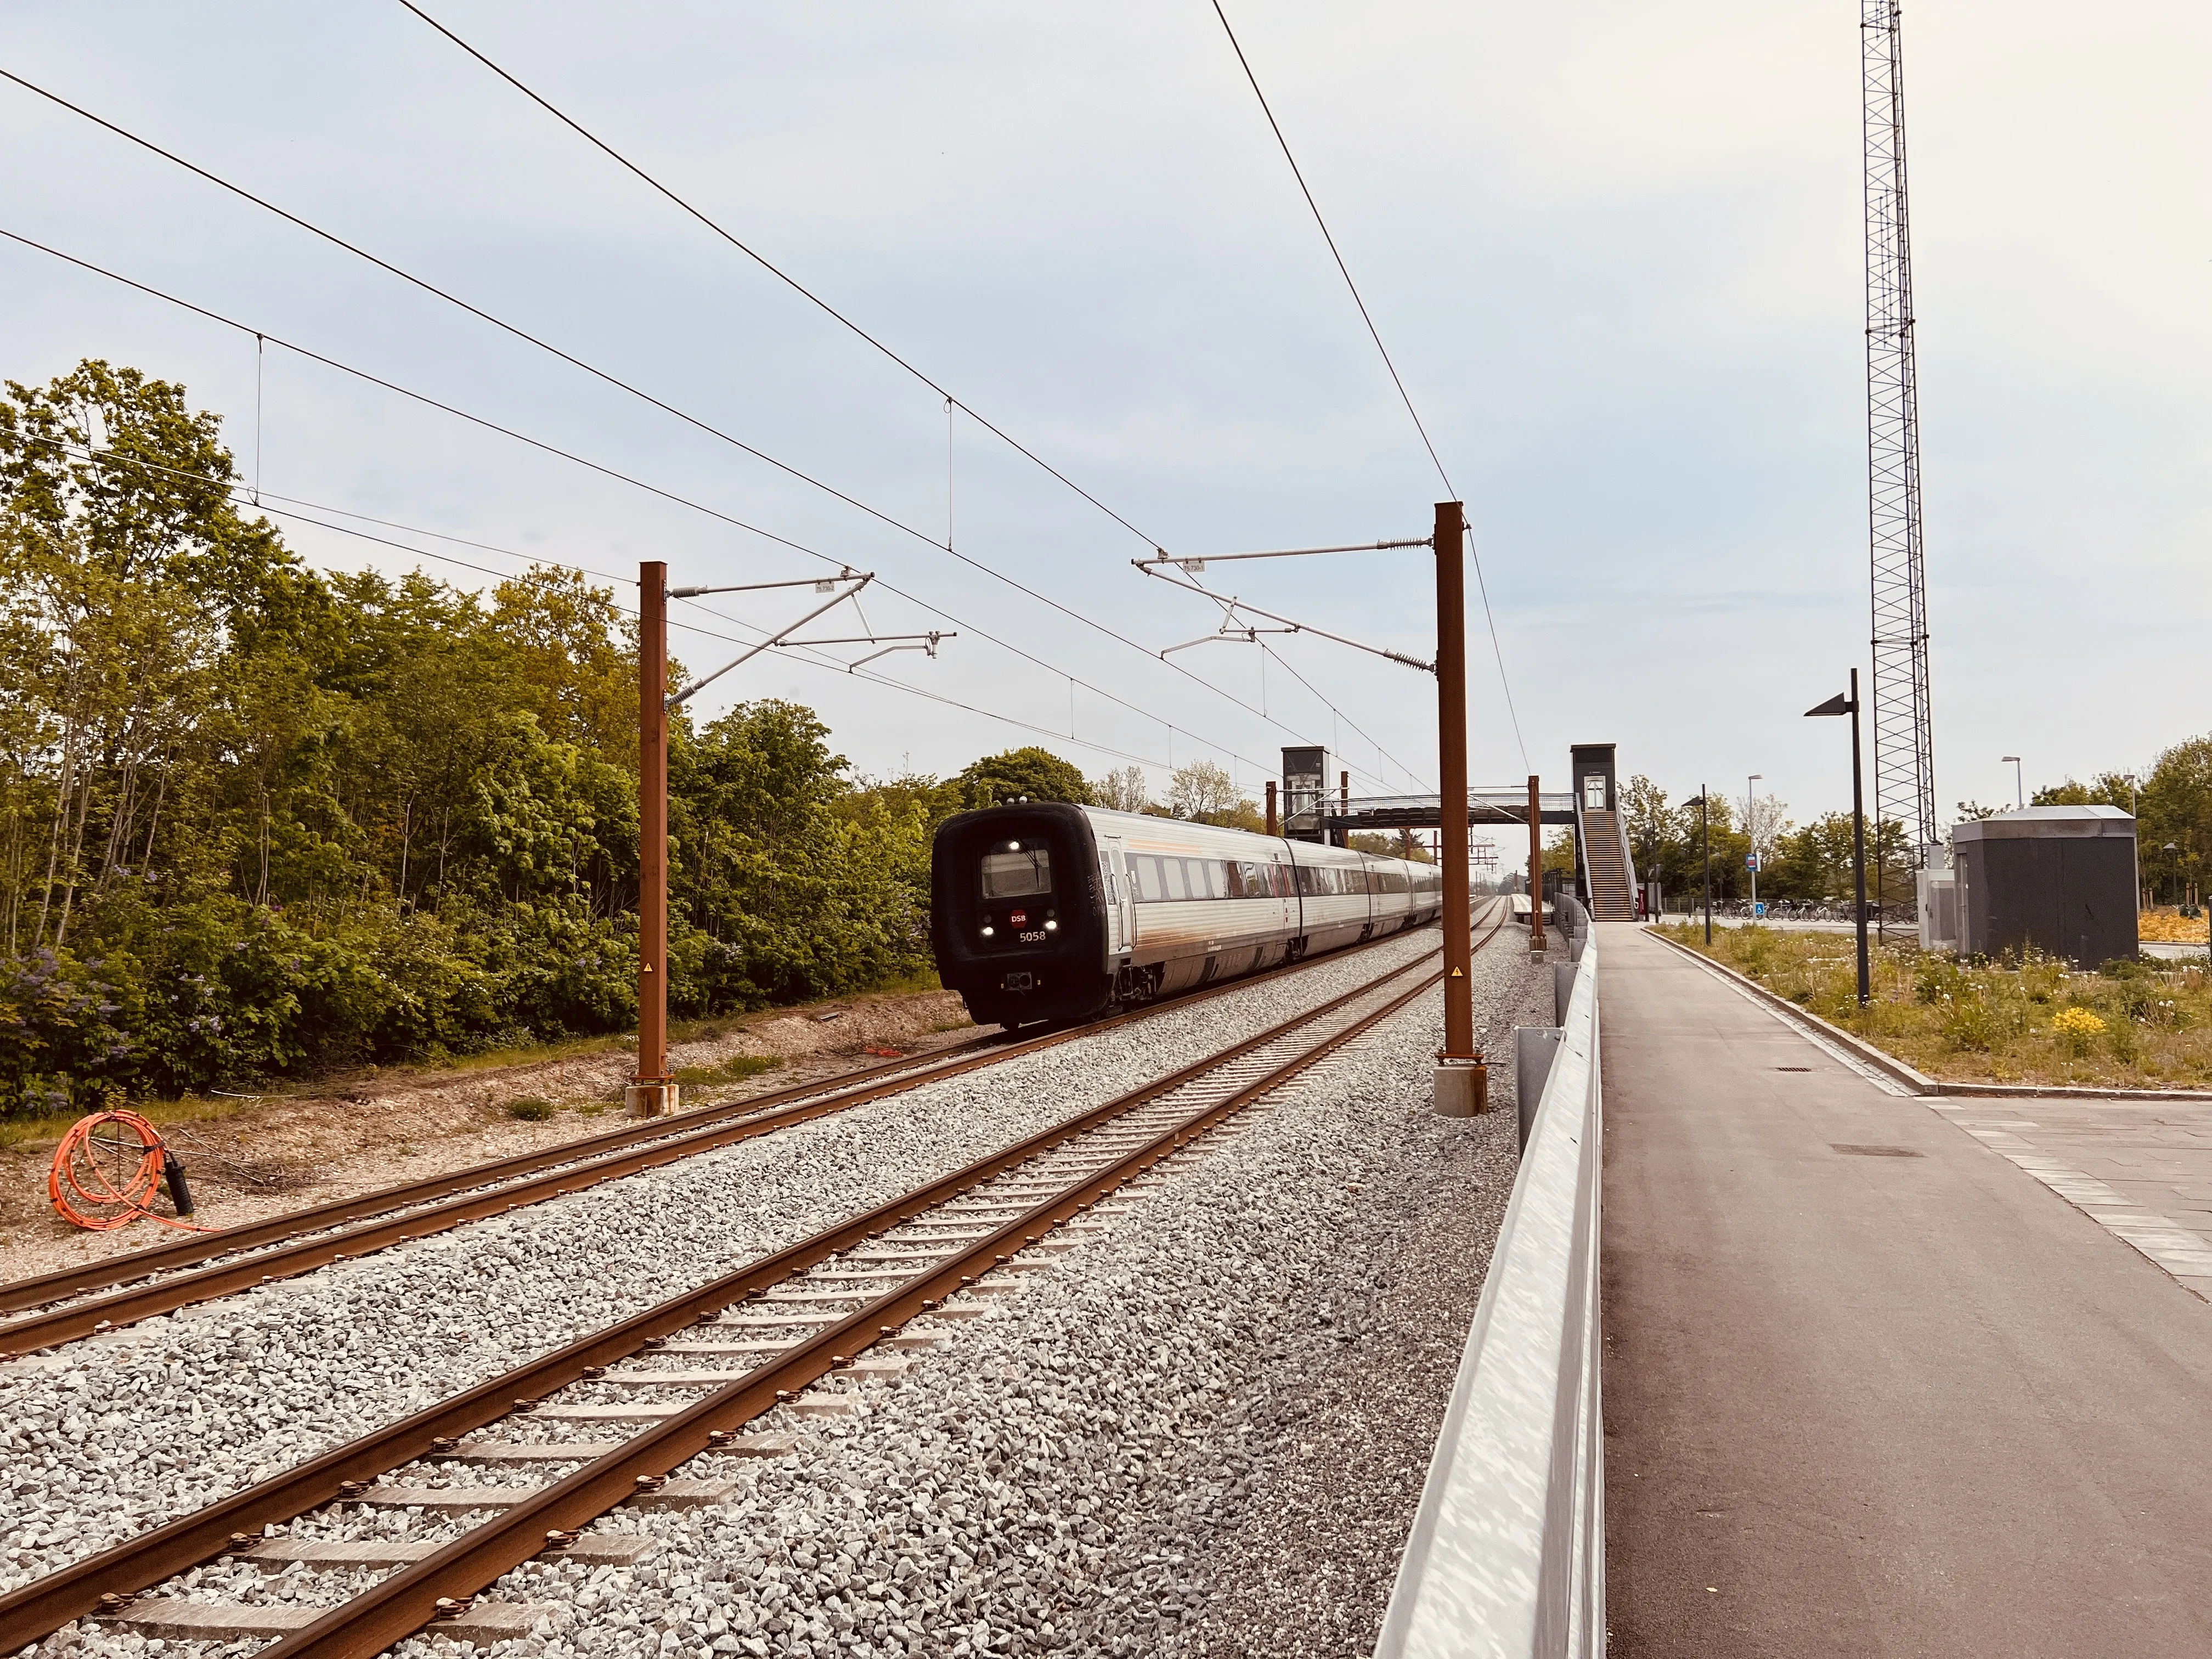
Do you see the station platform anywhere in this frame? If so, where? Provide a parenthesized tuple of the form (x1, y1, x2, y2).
(1599, 922, 2212, 1656)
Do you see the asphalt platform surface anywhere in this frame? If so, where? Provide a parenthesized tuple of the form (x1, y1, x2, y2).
(1600, 921, 2212, 1657)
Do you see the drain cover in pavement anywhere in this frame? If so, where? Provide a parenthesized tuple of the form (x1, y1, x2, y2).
(1831, 1143, 1921, 1158)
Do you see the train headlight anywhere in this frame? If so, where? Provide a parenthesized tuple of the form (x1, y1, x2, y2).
(981, 925, 995, 938)
(1044, 920, 1057, 932)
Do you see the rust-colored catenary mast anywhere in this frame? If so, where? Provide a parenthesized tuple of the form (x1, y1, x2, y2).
(1431, 499, 1484, 1114)
(1526, 773, 1545, 952)
(628, 562, 675, 1119)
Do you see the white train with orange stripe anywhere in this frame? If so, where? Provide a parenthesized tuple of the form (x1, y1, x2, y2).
(930, 802, 1446, 1029)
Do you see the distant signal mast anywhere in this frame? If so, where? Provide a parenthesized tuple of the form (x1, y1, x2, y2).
(1861, 0, 1937, 874)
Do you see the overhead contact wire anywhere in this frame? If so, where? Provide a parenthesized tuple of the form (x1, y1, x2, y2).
(19, 427, 1247, 778)
(394, 0, 1159, 551)
(0, 229, 1410, 792)
(0, 74, 1370, 780)
(1204, 3, 1531, 772)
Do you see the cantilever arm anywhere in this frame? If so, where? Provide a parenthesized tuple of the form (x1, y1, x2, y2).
(1134, 563, 1434, 674)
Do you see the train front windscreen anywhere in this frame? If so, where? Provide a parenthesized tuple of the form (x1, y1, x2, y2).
(978, 843, 1056, 945)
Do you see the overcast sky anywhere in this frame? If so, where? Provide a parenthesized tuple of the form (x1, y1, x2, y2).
(2, 2, 2205, 838)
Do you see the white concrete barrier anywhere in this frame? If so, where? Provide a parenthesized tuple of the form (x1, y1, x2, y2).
(1374, 932, 1602, 1659)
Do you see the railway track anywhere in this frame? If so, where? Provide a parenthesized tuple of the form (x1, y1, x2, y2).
(0, 902, 1508, 1658)
(0, 921, 1440, 1355)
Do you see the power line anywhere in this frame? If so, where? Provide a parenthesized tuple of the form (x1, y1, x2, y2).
(1257, 638, 1430, 793)
(273, 507, 1216, 777)
(0, 74, 1388, 786)
(0, 225, 1397, 794)
(14, 427, 1276, 787)
(1204, 3, 1531, 773)
(394, 0, 1161, 553)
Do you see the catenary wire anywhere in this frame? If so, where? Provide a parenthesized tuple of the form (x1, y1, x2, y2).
(275, 506, 1201, 776)
(14, 428, 1269, 782)
(1257, 638, 1430, 793)
(0, 74, 1396, 784)
(0, 227, 1398, 794)
(394, 0, 1160, 552)
(1204, 2, 1531, 773)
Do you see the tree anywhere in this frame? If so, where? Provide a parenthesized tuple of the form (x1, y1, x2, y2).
(2136, 738, 2212, 907)
(1167, 760, 1239, 821)
(1090, 765, 1151, 813)
(1348, 831, 1429, 862)
(955, 746, 1092, 809)
(1737, 791, 1792, 870)
(0, 358, 959, 1112)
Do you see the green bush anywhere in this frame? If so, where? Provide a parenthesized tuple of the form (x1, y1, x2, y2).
(1939, 991, 2006, 1053)
(0, 360, 956, 1117)
(506, 1097, 556, 1121)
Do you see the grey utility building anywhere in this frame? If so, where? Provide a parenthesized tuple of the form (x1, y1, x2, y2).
(1953, 805, 2137, 967)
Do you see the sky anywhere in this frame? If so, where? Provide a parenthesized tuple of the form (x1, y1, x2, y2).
(1, 1, 2205, 841)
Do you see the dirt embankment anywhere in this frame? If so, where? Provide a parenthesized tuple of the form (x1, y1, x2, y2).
(1, 986, 974, 1287)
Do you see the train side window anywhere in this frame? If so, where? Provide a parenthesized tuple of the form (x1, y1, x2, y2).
(1205, 861, 1229, 900)
(1276, 863, 1295, 898)
(1164, 859, 1189, 901)
(1133, 856, 1163, 902)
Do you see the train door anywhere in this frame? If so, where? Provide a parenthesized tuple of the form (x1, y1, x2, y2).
(1097, 837, 1132, 955)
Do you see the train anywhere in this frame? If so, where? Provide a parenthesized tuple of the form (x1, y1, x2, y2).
(929, 801, 1450, 1029)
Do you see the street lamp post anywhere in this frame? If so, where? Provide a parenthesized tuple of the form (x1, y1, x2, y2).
(2002, 755, 2023, 810)
(1701, 787, 1713, 945)
(2129, 774, 2141, 912)
(1807, 673, 1872, 1005)
(1748, 773, 1763, 916)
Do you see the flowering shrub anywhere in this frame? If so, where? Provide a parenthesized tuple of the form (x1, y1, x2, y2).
(2051, 1006, 2107, 1055)
(1658, 922, 2212, 1088)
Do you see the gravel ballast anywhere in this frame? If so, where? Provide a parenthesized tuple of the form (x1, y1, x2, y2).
(0, 928, 1451, 1598)
(280, 931, 1551, 1659)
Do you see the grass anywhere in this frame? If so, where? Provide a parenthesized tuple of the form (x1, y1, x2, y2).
(0, 1092, 250, 1154)
(670, 1054, 782, 1089)
(4, 974, 953, 1141)
(1656, 922, 2212, 1091)
(505, 1097, 557, 1122)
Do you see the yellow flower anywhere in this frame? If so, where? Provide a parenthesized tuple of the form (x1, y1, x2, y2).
(2051, 1007, 2106, 1038)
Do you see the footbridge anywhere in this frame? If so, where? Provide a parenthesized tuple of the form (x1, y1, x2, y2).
(1294, 742, 1643, 922)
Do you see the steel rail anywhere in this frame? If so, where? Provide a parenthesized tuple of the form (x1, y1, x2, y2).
(1, 922, 1435, 1348)
(0, 908, 1503, 1654)
(259, 935, 1479, 1659)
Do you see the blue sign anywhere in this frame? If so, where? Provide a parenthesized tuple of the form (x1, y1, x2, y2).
(1746, 852, 1760, 871)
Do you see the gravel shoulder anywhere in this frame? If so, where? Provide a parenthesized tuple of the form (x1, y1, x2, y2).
(286, 927, 1550, 1659)
(1, 929, 1447, 1599)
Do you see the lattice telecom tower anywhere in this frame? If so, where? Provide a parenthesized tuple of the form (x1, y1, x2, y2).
(1861, 0, 1937, 871)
